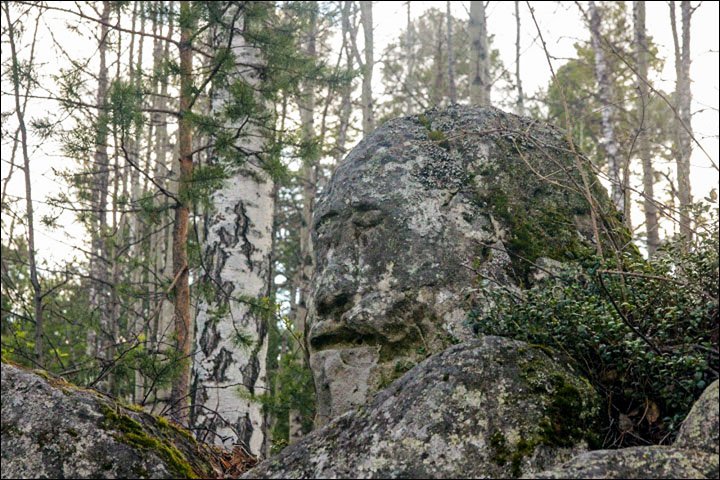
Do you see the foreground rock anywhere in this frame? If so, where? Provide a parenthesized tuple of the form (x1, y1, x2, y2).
(530, 446, 718, 479)
(531, 380, 720, 479)
(1, 362, 217, 479)
(675, 379, 719, 454)
(307, 105, 627, 425)
(244, 336, 601, 479)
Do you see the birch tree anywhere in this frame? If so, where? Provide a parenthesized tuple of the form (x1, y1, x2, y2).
(588, 1, 623, 214)
(191, 3, 274, 454)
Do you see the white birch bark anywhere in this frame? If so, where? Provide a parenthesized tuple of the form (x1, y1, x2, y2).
(192, 6, 273, 455)
(589, 1, 623, 213)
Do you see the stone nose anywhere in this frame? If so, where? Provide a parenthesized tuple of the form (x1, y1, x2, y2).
(313, 268, 357, 317)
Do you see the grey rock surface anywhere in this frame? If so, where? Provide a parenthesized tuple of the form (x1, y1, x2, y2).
(1, 362, 216, 479)
(307, 105, 623, 425)
(529, 446, 718, 479)
(675, 379, 719, 455)
(243, 336, 601, 479)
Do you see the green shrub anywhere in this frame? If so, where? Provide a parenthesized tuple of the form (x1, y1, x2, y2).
(469, 218, 719, 447)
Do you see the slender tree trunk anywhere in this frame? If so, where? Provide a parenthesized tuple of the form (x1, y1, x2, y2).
(359, 1, 374, 135)
(169, 0, 194, 426)
(670, 1, 693, 242)
(432, 20, 444, 106)
(4, 2, 43, 365)
(88, 0, 112, 363)
(446, 1, 457, 105)
(469, 1, 490, 106)
(191, 5, 273, 455)
(514, 1, 524, 115)
(147, 0, 176, 413)
(588, 1, 623, 214)
(634, 2, 660, 256)
(288, 3, 318, 445)
(405, 1, 415, 115)
(336, 1, 353, 159)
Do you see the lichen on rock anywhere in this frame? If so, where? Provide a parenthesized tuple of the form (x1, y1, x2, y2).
(307, 105, 627, 426)
(529, 446, 718, 479)
(243, 336, 601, 479)
(674, 379, 719, 455)
(0, 362, 217, 479)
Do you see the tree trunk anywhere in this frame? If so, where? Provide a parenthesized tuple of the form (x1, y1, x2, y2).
(405, 1, 415, 115)
(634, 1, 660, 256)
(588, 1, 623, 214)
(469, 1, 490, 106)
(514, 1, 524, 115)
(191, 5, 273, 455)
(169, 0, 194, 427)
(359, 1, 374, 135)
(289, 3, 318, 445)
(670, 0, 693, 242)
(88, 0, 112, 365)
(446, 1, 457, 105)
(4, 3, 43, 366)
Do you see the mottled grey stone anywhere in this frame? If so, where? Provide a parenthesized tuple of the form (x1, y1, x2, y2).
(675, 379, 719, 455)
(244, 336, 601, 479)
(1, 362, 215, 479)
(530, 446, 718, 479)
(307, 105, 622, 425)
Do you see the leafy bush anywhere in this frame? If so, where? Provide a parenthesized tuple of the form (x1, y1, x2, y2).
(469, 216, 719, 447)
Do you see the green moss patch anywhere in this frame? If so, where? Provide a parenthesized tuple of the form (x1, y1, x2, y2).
(98, 402, 201, 478)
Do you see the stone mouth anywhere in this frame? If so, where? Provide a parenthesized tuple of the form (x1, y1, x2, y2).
(308, 320, 382, 352)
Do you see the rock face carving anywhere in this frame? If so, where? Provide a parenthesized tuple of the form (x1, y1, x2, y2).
(308, 105, 618, 425)
(244, 337, 601, 479)
(0, 362, 216, 479)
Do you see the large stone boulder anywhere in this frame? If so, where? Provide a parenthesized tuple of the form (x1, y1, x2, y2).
(307, 105, 626, 425)
(530, 446, 718, 479)
(244, 336, 601, 479)
(674, 379, 719, 454)
(1, 362, 217, 479)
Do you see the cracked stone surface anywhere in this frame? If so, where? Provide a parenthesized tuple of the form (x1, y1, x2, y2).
(243, 336, 601, 479)
(307, 105, 620, 425)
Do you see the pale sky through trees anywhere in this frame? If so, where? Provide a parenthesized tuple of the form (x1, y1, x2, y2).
(2, 1, 718, 264)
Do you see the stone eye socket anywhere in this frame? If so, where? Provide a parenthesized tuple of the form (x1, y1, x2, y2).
(352, 210, 383, 228)
(314, 211, 339, 232)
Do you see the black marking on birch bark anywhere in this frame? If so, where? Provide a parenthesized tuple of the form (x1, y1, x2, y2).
(235, 412, 254, 451)
(199, 318, 220, 357)
(211, 347, 233, 382)
(234, 201, 255, 272)
(239, 309, 267, 397)
(190, 376, 208, 432)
